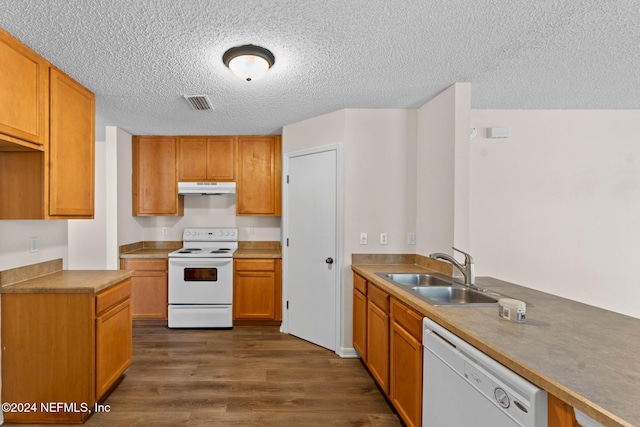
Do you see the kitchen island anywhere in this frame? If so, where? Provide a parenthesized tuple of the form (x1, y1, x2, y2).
(352, 262, 640, 427)
(0, 259, 134, 424)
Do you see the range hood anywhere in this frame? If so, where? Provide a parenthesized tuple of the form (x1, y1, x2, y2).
(178, 182, 236, 195)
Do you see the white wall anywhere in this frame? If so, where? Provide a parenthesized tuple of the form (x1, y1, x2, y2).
(469, 109, 640, 319)
(283, 108, 417, 351)
(68, 140, 108, 269)
(416, 83, 471, 258)
(343, 109, 417, 255)
(138, 201, 281, 242)
(0, 221, 68, 270)
(116, 127, 143, 246)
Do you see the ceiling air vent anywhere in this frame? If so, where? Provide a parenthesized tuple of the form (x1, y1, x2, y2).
(183, 94, 213, 111)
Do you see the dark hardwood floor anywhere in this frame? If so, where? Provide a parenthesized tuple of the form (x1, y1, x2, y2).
(9, 327, 401, 427)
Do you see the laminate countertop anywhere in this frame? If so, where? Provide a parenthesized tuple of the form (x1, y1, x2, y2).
(0, 270, 134, 294)
(352, 263, 640, 427)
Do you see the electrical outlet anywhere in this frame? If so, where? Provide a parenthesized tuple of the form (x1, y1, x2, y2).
(360, 232, 368, 245)
(380, 232, 388, 245)
(162, 227, 168, 236)
(249, 226, 255, 236)
(407, 232, 416, 245)
(30, 237, 38, 253)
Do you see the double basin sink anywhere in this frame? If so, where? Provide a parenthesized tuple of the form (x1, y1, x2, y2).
(376, 272, 503, 306)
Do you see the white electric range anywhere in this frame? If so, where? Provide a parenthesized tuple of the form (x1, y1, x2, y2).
(167, 227, 238, 328)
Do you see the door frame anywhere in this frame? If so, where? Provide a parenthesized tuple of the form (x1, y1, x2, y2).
(282, 144, 344, 354)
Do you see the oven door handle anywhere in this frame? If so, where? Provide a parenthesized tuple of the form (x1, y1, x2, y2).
(169, 259, 232, 268)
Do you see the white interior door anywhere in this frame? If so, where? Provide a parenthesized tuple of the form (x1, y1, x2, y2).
(285, 147, 339, 351)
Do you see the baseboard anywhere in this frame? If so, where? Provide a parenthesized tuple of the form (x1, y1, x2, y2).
(337, 346, 360, 358)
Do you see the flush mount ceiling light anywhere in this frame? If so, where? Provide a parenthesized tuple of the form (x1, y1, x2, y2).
(223, 45, 275, 82)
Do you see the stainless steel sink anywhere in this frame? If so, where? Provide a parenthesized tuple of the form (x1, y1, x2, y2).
(376, 271, 505, 306)
(375, 272, 454, 287)
(410, 286, 499, 306)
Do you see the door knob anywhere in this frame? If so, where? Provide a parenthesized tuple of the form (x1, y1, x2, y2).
(325, 257, 334, 264)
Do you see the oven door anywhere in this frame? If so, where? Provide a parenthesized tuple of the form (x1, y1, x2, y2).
(168, 258, 233, 304)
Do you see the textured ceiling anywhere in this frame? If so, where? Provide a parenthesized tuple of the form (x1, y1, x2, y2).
(1, 0, 638, 137)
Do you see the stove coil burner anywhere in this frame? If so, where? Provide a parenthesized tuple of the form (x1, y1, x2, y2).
(210, 249, 231, 254)
(177, 248, 202, 254)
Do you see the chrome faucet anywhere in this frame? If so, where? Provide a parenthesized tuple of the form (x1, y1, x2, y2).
(429, 247, 476, 288)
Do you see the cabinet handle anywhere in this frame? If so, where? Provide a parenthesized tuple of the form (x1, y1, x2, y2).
(325, 257, 334, 264)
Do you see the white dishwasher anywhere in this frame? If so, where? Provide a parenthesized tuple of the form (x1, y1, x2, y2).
(423, 318, 547, 427)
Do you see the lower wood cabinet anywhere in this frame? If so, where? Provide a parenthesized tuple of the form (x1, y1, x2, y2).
(95, 280, 134, 399)
(367, 283, 390, 395)
(548, 393, 579, 427)
(1, 278, 132, 424)
(353, 273, 368, 362)
(390, 299, 423, 427)
(233, 258, 282, 326)
(353, 273, 422, 426)
(120, 258, 168, 326)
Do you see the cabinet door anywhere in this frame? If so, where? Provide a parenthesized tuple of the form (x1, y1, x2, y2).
(133, 136, 184, 216)
(0, 27, 48, 149)
(121, 259, 168, 322)
(179, 136, 236, 181)
(353, 288, 367, 362)
(48, 67, 95, 217)
(96, 298, 132, 400)
(206, 136, 236, 180)
(391, 320, 422, 427)
(237, 136, 281, 216)
(178, 137, 208, 181)
(233, 270, 277, 319)
(367, 300, 389, 395)
(131, 271, 168, 320)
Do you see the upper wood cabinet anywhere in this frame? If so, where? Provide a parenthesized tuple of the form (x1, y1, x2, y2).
(133, 136, 184, 216)
(48, 67, 95, 217)
(0, 53, 95, 219)
(178, 136, 236, 181)
(0, 27, 48, 150)
(236, 135, 281, 216)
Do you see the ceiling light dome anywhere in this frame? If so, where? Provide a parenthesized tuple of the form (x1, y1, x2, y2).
(223, 45, 275, 82)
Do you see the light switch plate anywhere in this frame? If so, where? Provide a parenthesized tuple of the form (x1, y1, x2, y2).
(360, 232, 368, 245)
(30, 237, 38, 253)
(407, 232, 416, 245)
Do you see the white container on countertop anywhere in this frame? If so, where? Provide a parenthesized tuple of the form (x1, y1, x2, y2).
(498, 298, 526, 323)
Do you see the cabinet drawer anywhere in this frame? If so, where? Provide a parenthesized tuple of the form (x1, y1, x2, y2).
(96, 279, 132, 315)
(354, 273, 367, 295)
(121, 258, 167, 272)
(235, 259, 276, 272)
(390, 298, 422, 341)
(368, 283, 389, 313)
